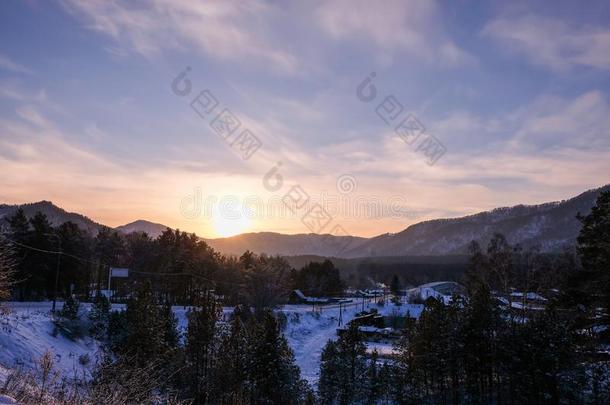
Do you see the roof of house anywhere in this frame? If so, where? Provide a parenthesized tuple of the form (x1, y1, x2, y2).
(510, 292, 548, 301)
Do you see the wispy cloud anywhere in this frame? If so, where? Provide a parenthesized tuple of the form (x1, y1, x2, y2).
(60, 0, 300, 74)
(314, 0, 476, 67)
(483, 14, 610, 71)
(0, 54, 34, 75)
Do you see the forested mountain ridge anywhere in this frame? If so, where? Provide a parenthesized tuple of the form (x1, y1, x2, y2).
(206, 184, 610, 257)
(2, 184, 609, 258)
(0, 201, 103, 234)
(347, 184, 610, 257)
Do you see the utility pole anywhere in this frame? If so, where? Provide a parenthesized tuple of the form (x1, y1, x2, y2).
(338, 301, 343, 326)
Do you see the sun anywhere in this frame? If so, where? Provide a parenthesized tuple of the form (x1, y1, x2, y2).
(212, 214, 252, 237)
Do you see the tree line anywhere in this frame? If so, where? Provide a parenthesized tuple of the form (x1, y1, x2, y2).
(317, 191, 610, 404)
(0, 190, 608, 403)
(1, 208, 345, 306)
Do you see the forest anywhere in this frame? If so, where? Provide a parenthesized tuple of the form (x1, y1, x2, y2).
(0, 190, 608, 404)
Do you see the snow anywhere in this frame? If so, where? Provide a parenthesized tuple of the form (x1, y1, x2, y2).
(366, 341, 397, 356)
(0, 302, 101, 380)
(0, 394, 17, 404)
(510, 292, 547, 301)
(281, 301, 423, 384)
(0, 300, 424, 390)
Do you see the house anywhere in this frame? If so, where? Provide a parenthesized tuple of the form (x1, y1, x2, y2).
(289, 289, 330, 304)
(510, 291, 548, 303)
(508, 291, 548, 311)
(492, 291, 548, 312)
(356, 289, 384, 298)
(407, 281, 465, 304)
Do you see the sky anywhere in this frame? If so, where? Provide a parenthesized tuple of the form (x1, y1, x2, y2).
(1, 0, 609, 238)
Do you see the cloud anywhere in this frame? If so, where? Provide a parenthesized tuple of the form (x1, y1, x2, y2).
(508, 90, 610, 150)
(483, 14, 610, 71)
(0, 81, 46, 102)
(314, 0, 476, 67)
(0, 54, 34, 75)
(60, 0, 299, 74)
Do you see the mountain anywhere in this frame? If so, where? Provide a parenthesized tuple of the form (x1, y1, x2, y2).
(341, 185, 610, 257)
(0, 202, 168, 237)
(203, 232, 367, 257)
(2, 184, 608, 258)
(205, 185, 609, 258)
(0, 201, 103, 234)
(115, 220, 169, 238)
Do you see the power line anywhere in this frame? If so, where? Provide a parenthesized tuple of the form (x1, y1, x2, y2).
(2, 235, 242, 288)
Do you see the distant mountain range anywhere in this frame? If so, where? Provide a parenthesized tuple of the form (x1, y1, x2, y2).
(0, 201, 104, 234)
(0, 202, 169, 238)
(1, 184, 608, 257)
(115, 220, 169, 238)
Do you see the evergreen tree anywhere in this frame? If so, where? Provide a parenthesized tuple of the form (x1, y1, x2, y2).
(365, 350, 381, 405)
(185, 292, 219, 404)
(212, 309, 249, 404)
(248, 311, 308, 404)
(122, 282, 165, 367)
(575, 190, 610, 322)
(88, 293, 111, 339)
(577, 190, 610, 274)
(160, 301, 180, 350)
(393, 315, 419, 403)
(107, 309, 128, 351)
(5, 208, 29, 236)
(318, 340, 341, 404)
(462, 283, 501, 403)
(243, 255, 291, 315)
(318, 323, 367, 404)
(293, 260, 344, 296)
(60, 294, 80, 320)
(390, 274, 401, 295)
(0, 235, 15, 302)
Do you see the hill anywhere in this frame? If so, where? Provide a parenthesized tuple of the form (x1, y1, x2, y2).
(0, 201, 103, 234)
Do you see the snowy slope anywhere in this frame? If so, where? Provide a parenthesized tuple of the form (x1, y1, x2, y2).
(0, 302, 101, 380)
(282, 302, 424, 383)
(0, 301, 423, 388)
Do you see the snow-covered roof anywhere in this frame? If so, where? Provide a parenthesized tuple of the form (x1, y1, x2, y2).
(510, 292, 547, 301)
(358, 326, 394, 334)
(418, 281, 461, 289)
(292, 289, 329, 303)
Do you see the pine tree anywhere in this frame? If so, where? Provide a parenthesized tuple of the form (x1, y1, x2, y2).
(122, 282, 165, 367)
(248, 311, 308, 404)
(5, 208, 29, 236)
(185, 292, 219, 404)
(319, 323, 368, 405)
(89, 293, 111, 339)
(160, 301, 179, 350)
(212, 310, 249, 404)
(393, 315, 419, 403)
(61, 294, 80, 320)
(390, 274, 401, 295)
(0, 235, 15, 302)
(575, 190, 610, 321)
(107, 309, 128, 351)
(365, 350, 381, 405)
(462, 283, 500, 403)
(318, 340, 341, 404)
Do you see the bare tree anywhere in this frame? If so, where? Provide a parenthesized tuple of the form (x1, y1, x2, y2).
(37, 350, 58, 403)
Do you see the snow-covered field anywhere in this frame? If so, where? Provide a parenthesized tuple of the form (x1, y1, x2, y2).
(0, 301, 424, 388)
(282, 302, 424, 383)
(0, 302, 101, 381)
